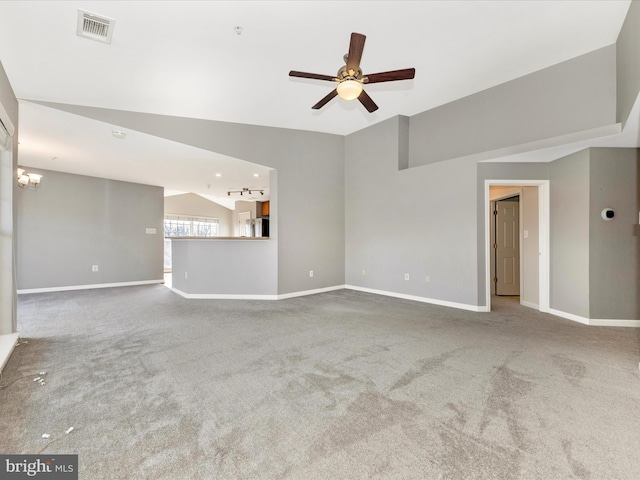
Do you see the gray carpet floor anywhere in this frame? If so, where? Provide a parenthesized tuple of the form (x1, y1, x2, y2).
(1, 285, 639, 479)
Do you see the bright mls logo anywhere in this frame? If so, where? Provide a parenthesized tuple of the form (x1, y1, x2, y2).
(0, 455, 77, 479)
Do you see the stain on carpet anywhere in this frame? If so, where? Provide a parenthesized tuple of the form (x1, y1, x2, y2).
(309, 391, 421, 457)
(561, 439, 592, 479)
(343, 344, 391, 363)
(390, 350, 458, 391)
(553, 355, 587, 387)
(439, 426, 522, 479)
(479, 362, 533, 451)
(303, 364, 358, 410)
(446, 402, 467, 428)
(437, 400, 522, 479)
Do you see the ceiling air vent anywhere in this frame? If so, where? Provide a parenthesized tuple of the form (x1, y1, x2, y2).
(76, 9, 115, 44)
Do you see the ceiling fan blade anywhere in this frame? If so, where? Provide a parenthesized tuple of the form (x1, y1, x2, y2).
(364, 68, 416, 84)
(289, 71, 337, 82)
(346, 33, 366, 74)
(358, 90, 378, 113)
(312, 89, 338, 110)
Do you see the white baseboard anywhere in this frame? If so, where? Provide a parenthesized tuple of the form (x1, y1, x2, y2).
(18, 280, 164, 295)
(0, 332, 19, 373)
(547, 308, 590, 325)
(170, 287, 278, 300)
(345, 285, 489, 312)
(547, 308, 640, 327)
(169, 284, 344, 300)
(277, 285, 345, 300)
(589, 319, 640, 327)
(170, 284, 486, 311)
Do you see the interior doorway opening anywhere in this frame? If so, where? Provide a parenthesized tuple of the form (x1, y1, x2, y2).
(484, 180, 550, 313)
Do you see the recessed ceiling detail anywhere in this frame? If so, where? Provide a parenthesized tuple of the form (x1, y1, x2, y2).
(76, 9, 115, 44)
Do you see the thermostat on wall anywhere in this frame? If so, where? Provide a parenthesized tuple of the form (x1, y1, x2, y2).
(601, 208, 614, 221)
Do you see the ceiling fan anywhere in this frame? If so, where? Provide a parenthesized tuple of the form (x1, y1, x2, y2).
(289, 32, 415, 113)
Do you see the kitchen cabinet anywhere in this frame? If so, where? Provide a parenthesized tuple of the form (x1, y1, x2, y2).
(261, 201, 270, 217)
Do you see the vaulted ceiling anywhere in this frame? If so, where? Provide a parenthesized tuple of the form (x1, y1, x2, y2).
(0, 1, 633, 206)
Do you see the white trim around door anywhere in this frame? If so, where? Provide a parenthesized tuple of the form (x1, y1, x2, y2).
(484, 180, 550, 313)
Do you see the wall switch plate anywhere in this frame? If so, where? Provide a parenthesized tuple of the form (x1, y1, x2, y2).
(361, 269, 366, 276)
(404, 273, 410, 281)
(145, 227, 157, 234)
(425, 275, 430, 283)
(185, 272, 188, 279)
(91, 265, 98, 272)
(309, 270, 314, 278)
(523, 230, 528, 239)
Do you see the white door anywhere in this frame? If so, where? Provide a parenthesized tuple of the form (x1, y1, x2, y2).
(495, 197, 520, 295)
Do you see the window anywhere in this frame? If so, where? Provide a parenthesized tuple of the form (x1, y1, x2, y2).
(163, 215, 220, 271)
(163, 215, 219, 238)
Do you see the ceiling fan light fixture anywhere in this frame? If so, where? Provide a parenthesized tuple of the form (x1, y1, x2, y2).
(337, 79, 362, 100)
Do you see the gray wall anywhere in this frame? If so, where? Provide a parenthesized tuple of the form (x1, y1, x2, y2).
(17, 168, 164, 290)
(345, 116, 479, 307)
(616, 0, 640, 127)
(549, 150, 591, 318)
(409, 45, 616, 167)
(32, 103, 346, 295)
(164, 193, 233, 236)
(0, 60, 18, 334)
(171, 239, 277, 296)
(589, 148, 640, 319)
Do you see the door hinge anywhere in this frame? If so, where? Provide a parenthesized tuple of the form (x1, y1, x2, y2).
(493, 210, 498, 216)
(493, 277, 498, 283)
(492, 244, 497, 249)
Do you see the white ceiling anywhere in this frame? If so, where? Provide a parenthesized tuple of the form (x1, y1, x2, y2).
(0, 1, 635, 205)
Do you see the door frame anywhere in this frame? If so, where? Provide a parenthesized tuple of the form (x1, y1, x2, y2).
(484, 180, 550, 313)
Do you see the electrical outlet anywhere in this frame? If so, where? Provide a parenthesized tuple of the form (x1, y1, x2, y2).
(404, 273, 410, 281)
(91, 265, 98, 272)
(361, 269, 366, 276)
(309, 270, 314, 278)
(425, 275, 430, 283)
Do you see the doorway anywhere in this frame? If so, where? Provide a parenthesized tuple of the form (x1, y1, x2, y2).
(484, 180, 550, 313)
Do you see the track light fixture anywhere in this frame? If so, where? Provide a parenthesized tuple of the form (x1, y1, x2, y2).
(17, 167, 43, 189)
(227, 187, 265, 197)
